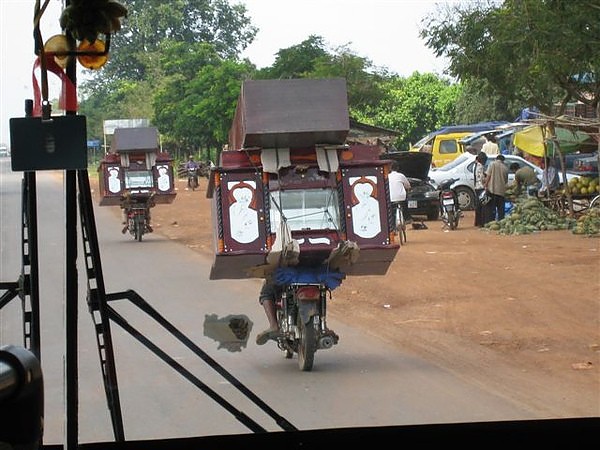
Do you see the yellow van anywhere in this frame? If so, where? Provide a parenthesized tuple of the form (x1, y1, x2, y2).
(409, 131, 474, 168)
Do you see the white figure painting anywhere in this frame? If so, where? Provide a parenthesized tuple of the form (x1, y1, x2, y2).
(157, 165, 170, 191)
(228, 181, 259, 244)
(350, 176, 381, 238)
(108, 166, 121, 193)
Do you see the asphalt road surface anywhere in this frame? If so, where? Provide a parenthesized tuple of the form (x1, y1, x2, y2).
(0, 162, 549, 445)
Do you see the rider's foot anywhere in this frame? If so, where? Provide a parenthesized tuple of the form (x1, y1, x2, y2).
(121, 225, 128, 234)
(256, 327, 280, 345)
(147, 225, 153, 233)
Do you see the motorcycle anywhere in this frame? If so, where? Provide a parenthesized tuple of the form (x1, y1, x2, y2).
(122, 194, 154, 241)
(272, 268, 343, 371)
(187, 167, 199, 191)
(126, 205, 151, 241)
(438, 178, 461, 230)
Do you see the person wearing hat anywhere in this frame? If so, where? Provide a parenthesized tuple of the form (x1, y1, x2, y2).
(484, 154, 509, 222)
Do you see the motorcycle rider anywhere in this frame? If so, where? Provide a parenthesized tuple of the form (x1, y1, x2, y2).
(255, 278, 283, 345)
(120, 190, 155, 234)
(185, 155, 200, 189)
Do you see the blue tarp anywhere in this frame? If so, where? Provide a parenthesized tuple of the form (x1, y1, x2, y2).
(274, 267, 346, 290)
(427, 121, 510, 138)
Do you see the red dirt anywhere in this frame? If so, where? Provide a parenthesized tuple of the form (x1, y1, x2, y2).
(136, 177, 599, 416)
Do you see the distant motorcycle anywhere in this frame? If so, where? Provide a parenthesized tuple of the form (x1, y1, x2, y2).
(187, 167, 199, 190)
(438, 178, 460, 230)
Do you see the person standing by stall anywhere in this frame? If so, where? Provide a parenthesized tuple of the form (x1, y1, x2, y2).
(484, 154, 509, 221)
(473, 152, 488, 227)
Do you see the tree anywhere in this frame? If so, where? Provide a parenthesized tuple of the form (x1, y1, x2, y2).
(153, 49, 254, 161)
(78, 0, 257, 149)
(453, 78, 519, 124)
(258, 35, 330, 79)
(421, 0, 600, 115)
(84, 0, 256, 85)
(354, 72, 461, 150)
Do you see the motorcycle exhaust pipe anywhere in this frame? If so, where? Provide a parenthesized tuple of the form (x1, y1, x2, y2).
(318, 336, 334, 349)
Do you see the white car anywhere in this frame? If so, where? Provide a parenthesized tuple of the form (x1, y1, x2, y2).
(427, 153, 561, 210)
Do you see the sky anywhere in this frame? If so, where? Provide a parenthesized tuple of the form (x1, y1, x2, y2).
(0, 0, 450, 146)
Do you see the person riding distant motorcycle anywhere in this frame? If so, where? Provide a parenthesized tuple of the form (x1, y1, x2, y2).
(120, 190, 156, 234)
(185, 155, 200, 189)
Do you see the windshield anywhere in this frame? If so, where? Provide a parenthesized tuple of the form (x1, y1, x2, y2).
(269, 187, 340, 231)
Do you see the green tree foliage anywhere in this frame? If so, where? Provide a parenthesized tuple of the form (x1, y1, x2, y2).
(421, 0, 600, 114)
(257, 35, 329, 79)
(96, 0, 256, 84)
(355, 72, 461, 150)
(78, 0, 256, 155)
(152, 41, 253, 160)
(311, 44, 388, 114)
(78, 2, 463, 158)
(453, 78, 519, 124)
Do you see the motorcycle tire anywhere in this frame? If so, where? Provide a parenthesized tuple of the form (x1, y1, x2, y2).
(447, 210, 457, 230)
(297, 315, 317, 372)
(452, 211, 460, 230)
(134, 215, 144, 241)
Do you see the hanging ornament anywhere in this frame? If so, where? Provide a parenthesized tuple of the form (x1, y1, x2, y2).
(43, 34, 72, 69)
(77, 39, 108, 70)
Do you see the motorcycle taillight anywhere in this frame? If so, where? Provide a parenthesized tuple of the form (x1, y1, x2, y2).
(296, 286, 320, 300)
(442, 191, 454, 199)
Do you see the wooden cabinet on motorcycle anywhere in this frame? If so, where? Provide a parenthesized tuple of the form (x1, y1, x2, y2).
(207, 78, 399, 281)
(97, 126, 177, 206)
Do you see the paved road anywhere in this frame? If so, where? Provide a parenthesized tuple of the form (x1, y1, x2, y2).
(0, 161, 540, 445)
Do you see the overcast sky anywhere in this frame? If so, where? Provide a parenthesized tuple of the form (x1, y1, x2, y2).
(0, 0, 449, 145)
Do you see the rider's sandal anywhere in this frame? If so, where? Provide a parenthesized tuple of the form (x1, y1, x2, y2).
(256, 328, 280, 345)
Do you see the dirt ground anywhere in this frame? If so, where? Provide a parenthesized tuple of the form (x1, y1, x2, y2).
(138, 177, 599, 416)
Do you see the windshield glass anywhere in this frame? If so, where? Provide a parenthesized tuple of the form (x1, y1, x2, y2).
(269, 188, 340, 231)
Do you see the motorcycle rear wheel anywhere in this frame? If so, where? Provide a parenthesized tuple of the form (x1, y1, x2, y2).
(297, 316, 317, 371)
(446, 210, 457, 230)
(134, 215, 144, 241)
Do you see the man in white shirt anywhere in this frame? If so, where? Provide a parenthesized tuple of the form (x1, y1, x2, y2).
(388, 163, 412, 224)
(482, 134, 500, 156)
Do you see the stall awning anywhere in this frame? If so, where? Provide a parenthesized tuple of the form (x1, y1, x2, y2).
(513, 125, 593, 157)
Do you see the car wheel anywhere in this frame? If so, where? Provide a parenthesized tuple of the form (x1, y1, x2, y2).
(455, 186, 475, 210)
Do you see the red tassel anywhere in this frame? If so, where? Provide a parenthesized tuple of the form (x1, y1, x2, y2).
(32, 54, 78, 116)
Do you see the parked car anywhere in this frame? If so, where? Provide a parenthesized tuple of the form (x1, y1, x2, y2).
(383, 151, 440, 220)
(427, 153, 571, 210)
